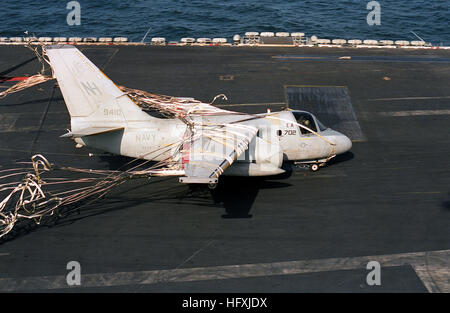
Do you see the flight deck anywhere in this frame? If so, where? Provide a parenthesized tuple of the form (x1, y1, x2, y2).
(0, 44, 449, 292)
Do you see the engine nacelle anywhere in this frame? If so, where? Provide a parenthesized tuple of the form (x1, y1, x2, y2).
(224, 136, 284, 176)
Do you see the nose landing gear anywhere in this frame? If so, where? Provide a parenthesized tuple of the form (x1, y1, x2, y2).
(295, 155, 336, 172)
(309, 163, 320, 172)
(294, 161, 323, 171)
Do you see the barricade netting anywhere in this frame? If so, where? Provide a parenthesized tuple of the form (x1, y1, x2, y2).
(0, 151, 191, 239)
(0, 74, 54, 99)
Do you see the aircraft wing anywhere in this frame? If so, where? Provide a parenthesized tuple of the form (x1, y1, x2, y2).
(179, 123, 258, 184)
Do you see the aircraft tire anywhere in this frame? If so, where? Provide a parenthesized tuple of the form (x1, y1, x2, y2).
(310, 164, 320, 172)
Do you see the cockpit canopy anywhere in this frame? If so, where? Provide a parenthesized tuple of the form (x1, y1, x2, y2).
(292, 111, 328, 134)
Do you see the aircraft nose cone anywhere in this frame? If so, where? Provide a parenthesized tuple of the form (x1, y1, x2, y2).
(335, 134, 352, 155)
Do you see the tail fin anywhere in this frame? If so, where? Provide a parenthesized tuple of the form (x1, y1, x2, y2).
(45, 45, 151, 128)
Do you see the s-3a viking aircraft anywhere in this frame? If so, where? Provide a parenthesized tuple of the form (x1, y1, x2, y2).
(45, 45, 352, 188)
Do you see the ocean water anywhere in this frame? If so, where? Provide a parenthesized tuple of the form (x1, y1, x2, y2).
(0, 0, 448, 45)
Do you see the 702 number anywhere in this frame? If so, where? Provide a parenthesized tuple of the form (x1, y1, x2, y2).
(284, 130, 296, 136)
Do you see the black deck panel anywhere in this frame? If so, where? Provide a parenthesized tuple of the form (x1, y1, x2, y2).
(0, 45, 449, 292)
(285, 85, 365, 140)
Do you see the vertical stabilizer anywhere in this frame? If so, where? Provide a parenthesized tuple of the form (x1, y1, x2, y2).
(45, 45, 152, 127)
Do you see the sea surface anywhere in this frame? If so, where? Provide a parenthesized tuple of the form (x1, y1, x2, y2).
(0, 0, 448, 45)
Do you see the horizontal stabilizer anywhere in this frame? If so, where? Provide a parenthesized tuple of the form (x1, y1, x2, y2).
(61, 126, 124, 138)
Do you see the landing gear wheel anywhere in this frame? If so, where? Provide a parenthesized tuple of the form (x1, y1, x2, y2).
(208, 183, 218, 190)
(310, 164, 320, 172)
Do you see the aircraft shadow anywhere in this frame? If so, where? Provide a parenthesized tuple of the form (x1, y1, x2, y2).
(97, 154, 295, 219)
(210, 177, 291, 219)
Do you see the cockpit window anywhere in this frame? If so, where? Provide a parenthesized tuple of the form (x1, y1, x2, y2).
(293, 112, 318, 134)
(316, 119, 328, 131)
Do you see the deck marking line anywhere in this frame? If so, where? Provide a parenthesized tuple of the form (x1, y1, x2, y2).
(0, 249, 448, 292)
(379, 110, 450, 117)
(369, 96, 450, 101)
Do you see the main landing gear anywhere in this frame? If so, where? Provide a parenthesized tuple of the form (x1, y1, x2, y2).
(208, 182, 218, 190)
